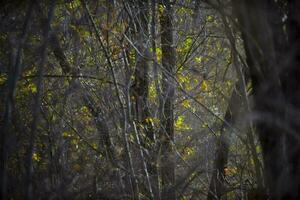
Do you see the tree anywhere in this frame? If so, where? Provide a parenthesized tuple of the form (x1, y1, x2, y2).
(233, 0, 300, 198)
(4, 0, 298, 199)
(24, 1, 56, 199)
(159, 0, 176, 199)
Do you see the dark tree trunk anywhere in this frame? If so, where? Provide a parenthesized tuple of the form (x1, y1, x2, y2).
(208, 13, 264, 199)
(133, 1, 159, 199)
(134, 1, 153, 128)
(233, 0, 300, 199)
(133, 0, 153, 142)
(282, 0, 300, 198)
(207, 78, 245, 200)
(0, 2, 33, 199)
(24, 1, 56, 199)
(159, 0, 176, 199)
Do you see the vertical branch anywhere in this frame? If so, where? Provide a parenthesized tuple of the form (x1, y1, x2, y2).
(159, 0, 176, 199)
(232, 0, 297, 198)
(133, 121, 154, 199)
(207, 78, 244, 200)
(24, 1, 56, 199)
(207, 12, 265, 199)
(151, 0, 162, 121)
(150, 1, 161, 198)
(221, 16, 264, 191)
(0, 2, 34, 199)
(132, 0, 159, 199)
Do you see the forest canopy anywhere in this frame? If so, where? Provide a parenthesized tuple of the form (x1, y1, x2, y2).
(1, 0, 300, 199)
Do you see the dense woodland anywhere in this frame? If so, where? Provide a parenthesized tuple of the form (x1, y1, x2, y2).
(1, 0, 300, 199)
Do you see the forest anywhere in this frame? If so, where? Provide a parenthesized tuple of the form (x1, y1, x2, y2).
(1, 0, 300, 199)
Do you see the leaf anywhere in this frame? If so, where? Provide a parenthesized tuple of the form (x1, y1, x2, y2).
(206, 15, 214, 23)
(156, 47, 162, 62)
(178, 74, 189, 84)
(145, 117, 160, 126)
(0, 74, 7, 85)
(149, 82, 157, 101)
(195, 56, 202, 63)
(28, 83, 37, 93)
(175, 116, 191, 131)
(32, 152, 41, 162)
(201, 80, 208, 92)
(182, 147, 196, 160)
(185, 147, 195, 156)
(145, 117, 154, 124)
(92, 142, 98, 150)
(183, 37, 193, 51)
(182, 100, 191, 108)
(180, 196, 188, 200)
(63, 131, 72, 138)
(80, 106, 89, 113)
(158, 4, 166, 14)
(201, 122, 208, 128)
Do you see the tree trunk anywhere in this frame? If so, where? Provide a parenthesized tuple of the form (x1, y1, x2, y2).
(159, 0, 176, 199)
(132, 1, 159, 199)
(207, 13, 265, 199)
(24, 1, 56, 199)
(207, 78, 244, 200)
(233, 0, 300, 198)
(282, 0, 300, 198)
(0, 3, 33, 199)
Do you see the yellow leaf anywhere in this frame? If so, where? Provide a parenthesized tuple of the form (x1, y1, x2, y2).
(28, 83, 37, 93)
(71, 139, 78, 146)
(183, 147, 195, 160)
(62, 131, 71, 138)
(183, 37, 193, 51)
(158, 4, 165, 14)
(182, 100, 190, 108)
(186, 147, 195, 156)
(80, 106, 89, 113)
(32, 152, 41, 162)
(175, 116, 191, 131)
(0, 74, 7, 85)
(149, 82, 157, 101)
(156, 47, 162, 62)
(92, 142, 98, 150)
(145, 117, 154, 124)
(180, 196, 188, 200)
(202, 122, 208, 128)
(206, 15, 214, 23)
(201, 80, 208, 92)
(195, 56, 202, 63)
(178, 74, 189, 84)
(226, 80, 232, 87)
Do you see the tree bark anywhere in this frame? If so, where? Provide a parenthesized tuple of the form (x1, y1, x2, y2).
(0, 2, 34, 199)
(132, 1, 160, 199)
(159, 0, 176, 199)
(207, 13, 265, 199)
(233, 0, 300, 198)
(282, 0, 300, 198)
(24, 1, 56, 199)
(207, 78, 244, 200)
